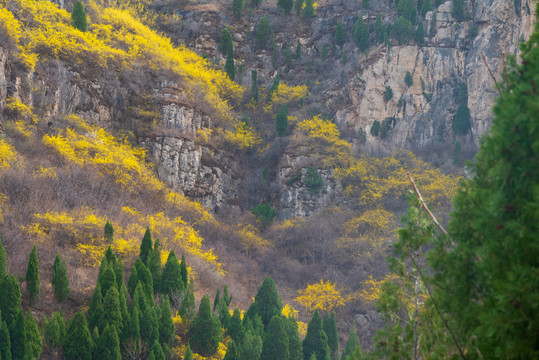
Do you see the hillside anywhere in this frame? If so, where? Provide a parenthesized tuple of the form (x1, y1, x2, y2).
(0, 0, 536, 358)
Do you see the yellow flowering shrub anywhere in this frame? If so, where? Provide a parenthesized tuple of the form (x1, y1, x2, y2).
(0, 194, 6, 224)
(264, 83, 308, 112)
(0, 139, 21, 170)
(295, 279, 348, 314)
(5, 97, 38, 124)
(353, 274, 400, 305)
(238, 224, 273, 254)
(222, 123, 261, 150)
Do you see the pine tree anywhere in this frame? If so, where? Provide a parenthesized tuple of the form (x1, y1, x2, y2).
(276, 105, 288, 136)
(44, 312, 65, 348)
(189, 295, 222, 356)
(160, 251, 183, 299)
(303, 0, 314, 19)
(134, 258, 154, 300)
(88, 283, 103, 332)
(140, 306, 159, 348)
(179, 279, 196, 321)
(159, 296, 175, 346)
(51, 252, 69, 302)
(302, 311, 330, 360)
(148, 239, 162, 293)
(98, 262, 117, 298)
(421, 0, 432, 16)
(251, 70, 259, 103)
(184, 344, 193, 360)
(323, 312, 338, 358)
(127, 265, 138, 297)
(101, 286, 122, 334)
(95, 324, 121, 360)
(139, 227, 152, 264)
(0, 321, 11, 360)
(232, 0, 244, 20)
(261, 315, 289, 360)
(256, 16, 270, 49)
(104, 220, 114, 243)
(341, 325, 359, 360)
(127, 305, 141, 343)
(452, 104, 471, 135)
(335, 21, 346, 47)
(353, 16, 369, 52)
(149, 341, 165, 360)
(220, 28, 233, 55)
(224, 340, 240, 360)
(285, 316, 303, 360)
(244, 277, 283, 328)
(415, 22, 425, 45)
(0, 275, 21, 325)
(228, 308, 244, 344)
(405, 71, 413, 87)
(9, 310, 27, 360)
(25, 244, 39, 302)
(452, 0, 464, 21)
(225, 46, 235, 81)
(278, 0, 293, 15)
(241, 329, 263, 360)
(180, 254, 188, 287)
(0, 235, 6, 279)
(296, 42, 302, 58)
(294, 0, 304, 16)
(71, 0, 87, 32)
(25, 311, 42, 359)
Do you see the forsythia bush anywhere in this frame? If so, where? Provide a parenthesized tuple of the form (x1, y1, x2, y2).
(295, 279, 348, 313)
(0, 139, 21, 170)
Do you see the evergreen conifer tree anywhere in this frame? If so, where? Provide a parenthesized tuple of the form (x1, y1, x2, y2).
(88, 283, 103, 332)
(127, 265, 138, 297)
(296, 42, 302, 58)
(415, 22, 425, 44)
(44, 312, 65, 348)
(127, 305, 141, 343)
(71, 0, 87, 32)
(223, 285, 232, 306)
(189, 295, 222, 356)
(180, 254, 188, 287)
(220, 29, 233, 55)
(95, 324, 120, 360)
(0, 275, 21, 325)
(251, 70, 259, 103)
(139, 227, 152, 264)
(104, 220, 114, 243)
(241, 329, 263, 360)
(140, 306, 159, 348)
(179, 279, 196, 321)
(323, 312, 338, 359)
(159, 296, 175, 346)
(148, 239, 162, 293)
(52, 252, 69, 302)
(374, 15, 384, 44)
(285, 316, 303, 360)
(0, 235, 6, 279)
(0, 320, 11, 360)
(278, 0, 293, 15)
(9, 310, 27, 360)
(228, 308, 244, 344)
(149, 341, 165, 360)
(256, 16, 270, 49)
(353, 16, 369, 51)
(101, 286, 122, 334)
(452, 0, 464, 20)
(218, 299, 231, 330)
(184, 344, 193, 360)
(335, 21, 347, 47)
(160, 251, 183, 300)
(276, 105, 288, 136)
(213, 288, 221, 312)
(405, 71, 413, 87)
(294, 0, 304, 15)
(341, 325, 359, 360)
(232, 0, 244, 20)
(25, 244, 39, 302)
(245, 277, 283, 328)
(452, 104, 471, 135)
(224, 340, 240, 360)
(134, 258, 154, 300)
(98, 262, 117, 298)
(302, 311, 330, 360)
(303, 0, 314, 19)
(261, 315, 289, 360)
(225, 46, 235, 81)
(25, 311, 42, 359)
(421, 0, 432, 16)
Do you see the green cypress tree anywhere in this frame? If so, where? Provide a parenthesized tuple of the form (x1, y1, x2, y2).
(149, 341, 165, 360)
(127, 265, 138, 297)
(256, 16, 270, 49)
(223, 285, 232, 306)
(251, 70, 259, 103)
(25, 244, 39, 302)
(51, 252, 69, 302)
(179, 279, 196, 321)
(353, 16, 369, 52)
(302, 311, 330, 360)
(118, 284, 130, 339)
(0, 235, 6, 279)
(374, 15, 384, 44)
(127, 304, 141, 343)
(87, 283, 103, 332)
(139, 227, 152, 264)
(189, 295, 222, 356)
(335, 21, 346, 47)
(405, 71, 413, 87)
(285, 316, 303, 360)
(296, 42, 302, 58)
(159, 296, 175, 346)
(160, 251, 183, 300)
(184, 343, 193, 360)
(341, 325, 359, 360)
(452, 104, 471, 135)
(101, 286, 122, 334)
(220, 29, 233, 55)
(0, 321, 11, 360)
(303, 0, 314, 19)
(232, 0, 244, 20)
(104, 220, 114, 243)
(322, 313, 338, 358)
(98, 262, 117, 298)
(245, 277, 283, 328)
(278, 0, 293, 15)
(218, 299, 231, 330)
(224, 340, 240, 360)
(0, 275, 21, 325)
(44, 312, 65, 348)
(132, 283, 149, 315)
(294, 0, 303, 16)
(415, 22, 425, 45)
(241, 329, 263, 360)
(228, 308, 244, 344)
(95, 324, 120, 360)
(134, 258, 154, 301)
(276, 105, 288, 136)
(25, 311, 42, 359)
(261, 315, 289, 360)
(421, 0, 432, 16)
(452, 0, 464, 21)
(225, 46, 235, 81)
(214, 289, 221, 312)
(9, 310, 27, 360)
(140, 306, 159, 348)
(71, 0, 87, 32)
(148, 239, 162, 293)
(114, 255, 125, 290)
(180, 254, 188, 287)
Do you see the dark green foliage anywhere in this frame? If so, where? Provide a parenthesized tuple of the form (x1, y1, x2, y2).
(296, 42, 301, 58)
(256, 16, 270, 49)
(391, 17, 414, 44)
(140, 306, 159, 348)
(179, 279, 196, 321)
(415, 22, 425, 44)
(0, 235, 6, 279)
(71, 1, 87, 32)
(8, 310, 26, 360)
(452, 104, 471, 135)
(98, 262, 117, 298)
(397, 0, 417, 24)
(161, 250, 183, 299)
(335, 21, 346, 47)
(304, 167, 323, 195)
(148, 239, 162, 292)
(405, 71, 413, 87)
(185, 344, 194, 360)
(149, 341, 165, 360)
(101, 286, 122, 334)
(276, 105, 288, 136)
(278, 0, 293, 14)
(362, 0, 369, 8)
(421, 0, 432, 16)
(25, 244, 39, 302)
(283, 43, 293, 68)
(64, 311, 93, 360)
(269, 73, 280, 98)
(134, 258, 154, 300)
(429, 11, 437, 37)
(453, 140, 462, 165)
(139, 227, 152, 264)
(240, 329, 263, 360)
(232, 0, 244, 20)
(321, 43, 328, 61)
(251, 70, 259, 103)
(44, 312, 65, 348)
(353, 16, 369, 52)
(358, 127, 367, 145)
(261, 316, 289, 360)
(0, 275, 21, 325)
(303, 0, 314, 19)
(251, 0, 263, 7)
(128, 305, 141, 342)
(159, 296, 175, 346)
(104, 220, 114, 243)
(180, 254, 188, 286)
(189, 295, 222, 356)
(457, 82, 468, 104)
(220, 29, 233, 55)
(383, 86, 393, 102)
(52, 252, 69, 302)
(132, 283, 150, 317)
(370, 120, 380, 136)
(88, 283, 103, 332)
(251, 203, 276, 229)
(225, 46, 235, 81)
(295, 0, 303, 16)
(127, 263, 138, 297)
(224, 340, 240, 360)
(380, 117, 394, 139)
(218, 299, 231, 330)
(452, 0, 464, 21)
(245, 277, 282, 328)
(285, 316, 303, 360)
(374, 15, 384, 44)
(25, 311, 42, 358)
(302, 311, 330, 360)
(223, 285, 232, 306)
(228, 308, 244, 344)
(95, 325, 120, 360)
(323, 313, 338, 357)
(0, 321, 11, 360)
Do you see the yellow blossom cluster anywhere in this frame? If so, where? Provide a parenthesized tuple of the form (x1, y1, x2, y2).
(0, 139, 21, 170)
(264, 83, 309, 112)
(353, 274, 400, 305)
(295, 279, 348, 314)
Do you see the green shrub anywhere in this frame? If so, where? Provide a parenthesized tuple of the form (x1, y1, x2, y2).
(251, 204, 276, 229)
